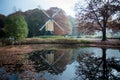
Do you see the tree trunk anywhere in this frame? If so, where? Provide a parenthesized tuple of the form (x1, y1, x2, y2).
(102, 48, 108, 79)
(102, 26, 107, 41)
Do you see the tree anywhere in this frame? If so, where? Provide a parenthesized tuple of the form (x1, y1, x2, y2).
(11, 7, 72, 37)
(5, 14, 28, 40)
(107, 18, 120, 38)
(46, 7, 72, 35)
(0, 14, 6, 38)
(108, 18, 120, 32)
(24, 9, 46, 37)
(75, 0, 120, 41)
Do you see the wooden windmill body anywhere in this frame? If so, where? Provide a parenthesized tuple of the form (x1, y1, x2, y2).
(45, 19, 54, 31)
(39, 9, 64, 33)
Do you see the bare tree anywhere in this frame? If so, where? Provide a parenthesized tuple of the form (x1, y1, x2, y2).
(75, 0, 120, 41)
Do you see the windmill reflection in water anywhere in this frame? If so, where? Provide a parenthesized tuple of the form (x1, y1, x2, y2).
(28, 50, 65, 74)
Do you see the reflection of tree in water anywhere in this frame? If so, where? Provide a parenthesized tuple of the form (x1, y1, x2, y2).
(28, 49, 72, 75)
(76, 48, 120, 80)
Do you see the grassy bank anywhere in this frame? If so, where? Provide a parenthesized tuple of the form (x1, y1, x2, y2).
(12, 37, 120, 48)
(15, 37, 80, 44)
(0, 35, 119, 48)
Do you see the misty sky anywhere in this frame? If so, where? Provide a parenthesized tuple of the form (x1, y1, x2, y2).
(0, 0, 78, 17)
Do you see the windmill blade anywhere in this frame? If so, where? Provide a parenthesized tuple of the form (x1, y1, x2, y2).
(41, 9, 51, 18)
(38, 6, 50, 18)
(39, 20, 50, 31)
(52, 9, 61, 18)
(53, 20, 64, 31)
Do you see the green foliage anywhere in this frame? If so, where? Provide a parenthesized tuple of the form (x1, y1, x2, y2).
(80, 40, 90, 44)
(5, 15, 28, 40)
(24, 9, 46, 37)
(0, 30, 5, 38)
(0, 14, 6, 38)
(10, 8, 73, 37)
(34, 36, 66, 39)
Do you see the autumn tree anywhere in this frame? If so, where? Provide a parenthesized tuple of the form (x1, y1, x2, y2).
(108, 18, 120, 32)
(75, 0, 120, 41)
(23, 7, 72, 37)
(46, 7, 72, 35)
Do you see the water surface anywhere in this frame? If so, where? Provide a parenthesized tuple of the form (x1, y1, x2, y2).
(0, 45, 120, 80)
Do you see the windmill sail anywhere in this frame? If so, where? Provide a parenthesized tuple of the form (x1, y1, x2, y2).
(39, 8, 64, 32)
(54, 20, 64, 31)
(39, 20, 50, 31)
(52, 9, 61, 18)
(41, 9, 50, 18)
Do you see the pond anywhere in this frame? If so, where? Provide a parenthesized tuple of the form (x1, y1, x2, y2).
(0, 45, 120, 80)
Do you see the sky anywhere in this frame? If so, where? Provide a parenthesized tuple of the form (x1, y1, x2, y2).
(0, 0, 78, 17)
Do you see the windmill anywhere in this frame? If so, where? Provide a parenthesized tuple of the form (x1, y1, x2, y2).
(39, 8, 64, 34)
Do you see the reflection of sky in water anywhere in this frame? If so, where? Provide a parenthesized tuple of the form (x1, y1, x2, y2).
(76, 47, 120, 59)
(58, 61, 78, 80)
(0, 67, 18, 80)
(33, 61, 78, 80)
(107, 49, 120, 59)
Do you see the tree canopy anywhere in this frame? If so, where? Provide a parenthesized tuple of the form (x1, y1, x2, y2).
(0, 14, 6, 38)
(14, 7, 72, 37)
(4, 14, 28, 40)
(0, 7, 73, 39)
(75, 0, 120, 40)
(24, 9, 46, 37)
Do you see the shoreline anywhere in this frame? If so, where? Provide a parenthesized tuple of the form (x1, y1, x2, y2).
(0, 38, 120, 49)
(0, 38, 120, 54)
(0, 38, 117, 49)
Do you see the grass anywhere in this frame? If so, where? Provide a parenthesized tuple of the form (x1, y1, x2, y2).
(17, 37, 92, 45)
(2, 36, 120, 49)
(33, 36, 67, 39)
(14, 36, 80, 44)
(80, 40, 91, 44)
